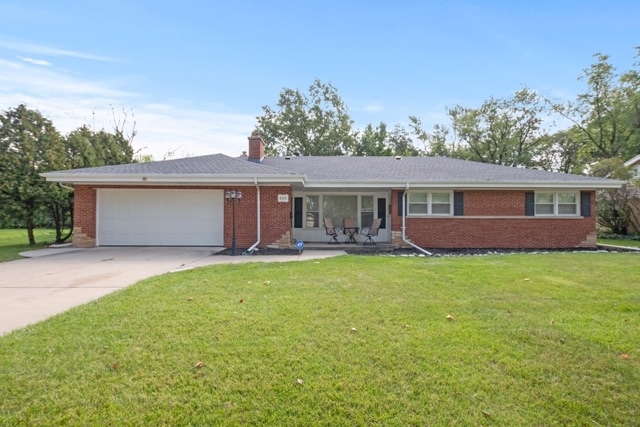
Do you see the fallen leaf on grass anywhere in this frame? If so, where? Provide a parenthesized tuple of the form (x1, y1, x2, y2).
(263, 280, 271, 285)
(524, 278, 531, 282)
(621, 354, 630, 360)
(111, 361, 119, 371)
(446, 314, 456, 321)
(187, 297, 194, 301)
(194, 361, 203, 369)
(481, 410, 492, 418)
(239, 299, 244, 303)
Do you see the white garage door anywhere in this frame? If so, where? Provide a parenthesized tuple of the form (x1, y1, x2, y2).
(97, 189, 223, 246)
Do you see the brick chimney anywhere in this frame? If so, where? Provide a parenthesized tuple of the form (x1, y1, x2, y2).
(248, 132, 265, 163)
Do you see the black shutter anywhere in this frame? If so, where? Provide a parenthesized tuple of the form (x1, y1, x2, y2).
(397, 192, 406, 216)
(454, 192, 464, 216)
(525, 192, 535, 216)
(377, 198, 386, 229)
(581, 191, 591, 217)
(293, 197, 303, 228)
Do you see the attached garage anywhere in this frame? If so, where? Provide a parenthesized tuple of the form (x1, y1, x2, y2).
(97, 189, 223, 246)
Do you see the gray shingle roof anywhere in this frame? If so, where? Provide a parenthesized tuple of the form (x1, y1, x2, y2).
(43, 153, 622, 188)
(262, 156, 612, 184)
(50, 154, 297, 176)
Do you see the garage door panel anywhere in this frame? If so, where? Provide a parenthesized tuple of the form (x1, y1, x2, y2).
(98, 189, 223, 246)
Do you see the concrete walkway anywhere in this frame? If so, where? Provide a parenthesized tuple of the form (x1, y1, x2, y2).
(0, 247, 346, 336)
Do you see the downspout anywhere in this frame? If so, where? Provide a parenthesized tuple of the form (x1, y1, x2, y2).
(243, 177, 260, 254)
(402, 183, 433, 256)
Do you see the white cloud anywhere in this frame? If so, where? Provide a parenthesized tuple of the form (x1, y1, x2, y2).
(19, 56, 51, 66)
(362, 103, 384, 113)
(0, 37, 117, 62)
(0, 57, 257, 161)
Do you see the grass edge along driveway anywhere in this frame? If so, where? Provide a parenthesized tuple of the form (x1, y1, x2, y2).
(1, 252, 638, 426)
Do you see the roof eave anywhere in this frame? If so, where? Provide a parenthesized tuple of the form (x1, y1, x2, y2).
(41, 173, 305, 185)
(301, 179, 625, 189)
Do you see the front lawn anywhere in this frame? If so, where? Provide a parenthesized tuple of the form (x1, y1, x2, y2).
(0, 229, 58, 262)
(1, 253, 638, 425)
(598, 238, 640, 249)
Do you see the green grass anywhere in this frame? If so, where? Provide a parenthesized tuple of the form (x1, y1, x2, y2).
(0, 229, 58, 262)
(1, 253, 639, 425)
(598, 238, 640, 248)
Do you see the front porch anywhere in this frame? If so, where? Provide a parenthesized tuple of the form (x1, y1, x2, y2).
(284, 242, 398, 253)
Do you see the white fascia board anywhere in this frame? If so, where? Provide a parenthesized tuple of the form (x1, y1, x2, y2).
(302, 179, 625, 189)
(41, 173, 305, 185)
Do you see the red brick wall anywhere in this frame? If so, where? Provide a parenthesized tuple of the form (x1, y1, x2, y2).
(74, 185, 97, 238)
(73, 184, 291, 249)
(75, 185, 597, 249)
(391, 189, 597, 249)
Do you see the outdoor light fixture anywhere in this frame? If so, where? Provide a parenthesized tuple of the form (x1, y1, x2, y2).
(225, 190, 242, 255)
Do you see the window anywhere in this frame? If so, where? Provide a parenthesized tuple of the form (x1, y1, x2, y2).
(535, 192, 578, 216)
(431, 192, 451, 214)
(323, 195, 358, 227)
(361, 195, 374, 227)
(305, 196, 319, 227)
(408, 191, 452, 215)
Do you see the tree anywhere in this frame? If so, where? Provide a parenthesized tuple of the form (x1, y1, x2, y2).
(353, 122, 392, 156)
(590, 158, 637, 234)
(536, 127, 589, 174)
(548, 49, 640, 161)
(353, 122, 422, 156)
(446, 88, 547, 167)
(408, 117, 454, 157)
(0, 105, 138, 246)
(0, 104, 67, 245)
(387, 123, 421, 156)
(255, 79, 357, 156)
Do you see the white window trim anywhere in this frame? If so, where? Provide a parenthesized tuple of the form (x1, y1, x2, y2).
(535, 191, 579, 217)
(407, 191, 453, 216)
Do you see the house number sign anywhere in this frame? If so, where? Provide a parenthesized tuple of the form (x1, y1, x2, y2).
(277, 194, 289, 202)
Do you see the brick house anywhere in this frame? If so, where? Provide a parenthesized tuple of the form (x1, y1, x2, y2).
(43, 134, 623, 251)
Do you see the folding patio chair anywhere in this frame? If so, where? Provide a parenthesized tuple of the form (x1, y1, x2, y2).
(342, 217, 359, 243)
(323, 218, 340, 244)
(360, 217, 382, 245)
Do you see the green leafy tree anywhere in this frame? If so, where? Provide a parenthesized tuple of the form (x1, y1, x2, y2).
(353, 122, 392, 156)
(446, 88, 547, 167)
(590, 158, 637, 234)
(549, 49, 640, 161)
(408, 117, 454, 157)
(0, 104, 67, 245)
(388, 124, 421, 156)
(353, 122, 422, 156)
(255, 79, 357, 156)
(537, 127, 590, 173)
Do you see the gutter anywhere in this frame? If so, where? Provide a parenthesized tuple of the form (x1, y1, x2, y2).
(402, 183, 433, 256)
(244, 177, 261, 254)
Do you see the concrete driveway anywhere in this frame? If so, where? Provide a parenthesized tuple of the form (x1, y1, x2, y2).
(0, 247, 345, 336)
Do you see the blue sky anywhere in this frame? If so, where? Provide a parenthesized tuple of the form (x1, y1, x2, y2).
(0, 1, 638, 160)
